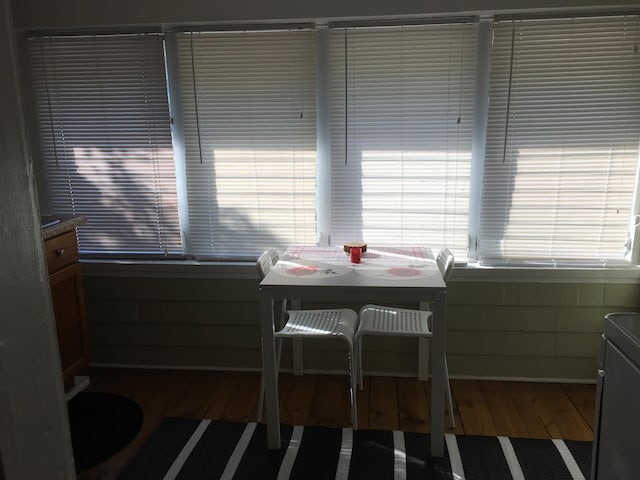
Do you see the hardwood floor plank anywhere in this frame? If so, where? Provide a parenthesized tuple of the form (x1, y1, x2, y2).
(83, 366, 127, 393)
(278, 373, 317, 426)
(397, 377, 429, 433)
(534, 383, 593, 441)
(221, 371, 261, 423)
(477, 381, 530, 438)
(561, 383, 596, 431)
(368, 376, 399, 431)
(355, 376, 371, 430)
(452, 380, 497, 436)
(202, 370, 245, 420)
(307, 375, 349, 428)
(162, 370, 220, 419)
(506, 382, 554, 439)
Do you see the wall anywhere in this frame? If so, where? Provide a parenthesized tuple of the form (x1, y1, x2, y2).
(83, 272, 640, 382)
(14, 0, 640, 385)
(11, 0, 640, 30)
(0, 0, 75, 476)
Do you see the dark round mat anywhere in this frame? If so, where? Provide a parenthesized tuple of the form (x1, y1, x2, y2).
(67, 391, 144, 472)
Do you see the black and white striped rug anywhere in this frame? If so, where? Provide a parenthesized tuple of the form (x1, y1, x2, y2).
(118, 419, 592, 479)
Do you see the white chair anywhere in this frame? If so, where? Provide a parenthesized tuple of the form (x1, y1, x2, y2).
(354, 248, 456, 428)
(256, 249, 359, 429)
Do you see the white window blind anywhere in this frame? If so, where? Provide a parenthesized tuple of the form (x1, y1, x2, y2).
(29, 34, 182, 257)
(328, 22, 478, 260)
(480, 15, 640, 265)
(176, 29, 317, 259)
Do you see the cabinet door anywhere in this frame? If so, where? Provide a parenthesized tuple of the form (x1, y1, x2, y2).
(49, 263, 89, 386)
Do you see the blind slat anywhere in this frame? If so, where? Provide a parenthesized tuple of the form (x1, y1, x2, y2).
(329, 23, 478, 260)
(177, 30, 317, 259)
(29, 34, 182, 257)
(480, 15, 640, 264)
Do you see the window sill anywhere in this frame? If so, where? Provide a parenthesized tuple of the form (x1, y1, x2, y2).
(80, 258, 640, 284)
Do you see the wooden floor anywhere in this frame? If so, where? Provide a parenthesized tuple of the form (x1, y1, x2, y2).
(78, 367, 596, 479)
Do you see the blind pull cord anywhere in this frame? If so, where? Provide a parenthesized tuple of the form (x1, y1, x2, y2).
(344, 27, 348, 166)
(189, 34, 204, 164)
(502, 25, 516, 165)
(40, 38, 60, 171)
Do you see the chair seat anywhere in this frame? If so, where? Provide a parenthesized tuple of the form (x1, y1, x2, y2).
(357, 304, 432, 339)
(256, 249, 360, 429)
(277, 309, 358, 345)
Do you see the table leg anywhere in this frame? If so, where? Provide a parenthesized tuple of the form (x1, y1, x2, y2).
(430, 290, 446, 457)
(418, 301, 430, 381)
(260, 292, 281, 449)
(291, 299, 304, 376)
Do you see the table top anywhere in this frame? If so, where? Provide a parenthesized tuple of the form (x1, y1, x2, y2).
(259, 246, 446, 292)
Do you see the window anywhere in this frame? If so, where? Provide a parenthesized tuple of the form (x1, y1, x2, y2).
(29, 34, 182, 257)
(28, 13, 640, 267)
(175, 29, 317, 259)
(480, 15, 640, 265)
(328, 22, 478, 260)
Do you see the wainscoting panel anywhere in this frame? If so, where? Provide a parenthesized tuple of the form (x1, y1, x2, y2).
(83, 274, 640, 381)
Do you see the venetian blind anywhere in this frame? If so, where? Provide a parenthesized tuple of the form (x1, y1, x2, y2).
(328, 22, 478, 260)
(29, 34, 182, 257)
(480, 15, 640, 265)
(176, 29, 317, 259)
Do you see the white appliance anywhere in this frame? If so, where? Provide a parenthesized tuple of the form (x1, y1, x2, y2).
(591, 312, 640, 480)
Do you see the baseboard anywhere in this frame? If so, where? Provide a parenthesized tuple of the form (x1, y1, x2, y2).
(65, 375, 90, 401)
(90, 362, 596, 385)
(445, 373, 596, 385)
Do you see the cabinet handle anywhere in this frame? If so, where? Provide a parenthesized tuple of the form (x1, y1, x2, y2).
(56, 248, 65, 256)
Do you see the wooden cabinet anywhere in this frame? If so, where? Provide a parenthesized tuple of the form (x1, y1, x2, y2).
(45, 230, 89, 389)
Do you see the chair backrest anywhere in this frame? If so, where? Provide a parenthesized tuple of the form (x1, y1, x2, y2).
(257, 249, 280, 280)
(436, 248, 455, 283)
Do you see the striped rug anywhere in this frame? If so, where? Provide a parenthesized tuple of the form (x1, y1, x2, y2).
(118, 419, 592, 480)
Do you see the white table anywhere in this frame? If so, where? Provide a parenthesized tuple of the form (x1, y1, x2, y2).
(258, 246, 447, 457)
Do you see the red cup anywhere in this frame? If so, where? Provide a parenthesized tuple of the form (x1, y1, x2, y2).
(350, 246, 362, 264)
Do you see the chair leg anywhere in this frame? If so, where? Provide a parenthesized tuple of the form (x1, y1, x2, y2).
(352, 340, 358, 390)
(348, 346, 358, 430)
(290, 300, 304, 376)
(257, 337, 282, 422)
(356, 337, 364, 390)
(420, 337, 430, 382)
(445, 357, 455, 429)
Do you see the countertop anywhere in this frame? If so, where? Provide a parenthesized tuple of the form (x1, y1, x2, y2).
(41, 214, 87, 240)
